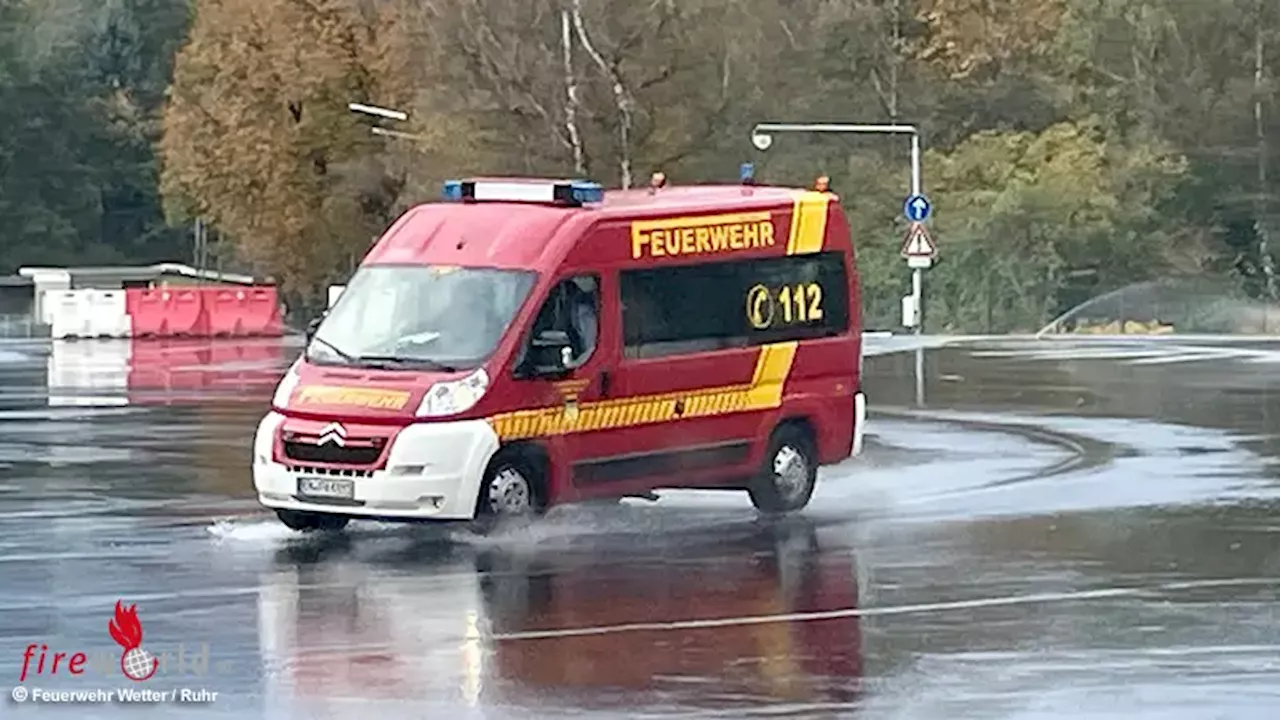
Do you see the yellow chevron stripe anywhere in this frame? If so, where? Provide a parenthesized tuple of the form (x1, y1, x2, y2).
(487, 342, 799, 441)
(785, 191, 831, 255)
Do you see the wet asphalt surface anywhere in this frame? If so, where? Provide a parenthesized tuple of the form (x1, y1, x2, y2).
(2, 335, 1279, 718)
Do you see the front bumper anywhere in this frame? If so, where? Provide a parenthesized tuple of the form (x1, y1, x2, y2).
(252, 411, 500, 520)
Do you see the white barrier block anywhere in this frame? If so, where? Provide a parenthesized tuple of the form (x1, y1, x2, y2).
(49, 290, 85, 339)
(328, 285, 345, 308)
(86, 289, 131, 337)
(48, 289, 132, 338)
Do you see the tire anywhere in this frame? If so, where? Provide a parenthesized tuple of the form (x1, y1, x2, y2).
(471, 450, 546, 534)
(748, 424, 818, 515)
(275, 508, 350, 532)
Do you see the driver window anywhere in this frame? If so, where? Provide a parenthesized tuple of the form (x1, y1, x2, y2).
(529, 275, 599, 368)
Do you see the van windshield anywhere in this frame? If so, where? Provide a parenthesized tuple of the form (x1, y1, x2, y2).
(308, 265, 537, 371)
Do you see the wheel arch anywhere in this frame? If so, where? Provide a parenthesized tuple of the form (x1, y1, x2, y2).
(482, 440, 552, 503)
(773, 398, 846, 464)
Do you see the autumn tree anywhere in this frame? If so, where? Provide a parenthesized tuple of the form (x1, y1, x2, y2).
(139, 0, 1279, 332)
(916, 119, 1189, 331)
(914, 0, 1066, 80)
(160, 0, 404, 301)
(379, 0, 815, 191)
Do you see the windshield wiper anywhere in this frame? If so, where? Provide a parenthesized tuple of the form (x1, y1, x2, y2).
(354, 355, 460, 372)
(308, 335, 357, 364)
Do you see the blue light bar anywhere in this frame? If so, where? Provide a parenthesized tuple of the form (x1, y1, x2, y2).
(439, 179, 604, 206)
(568, 181, 604, 204)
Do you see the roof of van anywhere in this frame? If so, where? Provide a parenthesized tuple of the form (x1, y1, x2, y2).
(363, 183, 837, 270)
(593, 184, 811, 212)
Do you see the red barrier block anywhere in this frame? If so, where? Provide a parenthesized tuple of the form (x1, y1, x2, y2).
(206, 289, 250, 337)
(243, 287, 284, 337)
(203, 286, 283, 337)
(125, 288, 210, 338)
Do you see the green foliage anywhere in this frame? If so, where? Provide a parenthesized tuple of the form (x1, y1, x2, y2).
(0, 0, 191, 273)
(2, 0, 1279, 330)
(913, 119, 1188, 331)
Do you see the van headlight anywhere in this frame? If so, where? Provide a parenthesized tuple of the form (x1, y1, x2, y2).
(271, 360, 302, 409)
(416, 368, 489, 418)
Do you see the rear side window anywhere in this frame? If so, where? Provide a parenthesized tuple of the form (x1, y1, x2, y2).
(620, 251, 850, 359)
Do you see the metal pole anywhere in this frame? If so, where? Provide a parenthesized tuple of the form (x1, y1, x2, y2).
(194, 217, 205, 285)
(909, 133, 924, 336)
(911, 126, 926, 407)
(915, 345, 925, 407)
(910, 132, 921, 196)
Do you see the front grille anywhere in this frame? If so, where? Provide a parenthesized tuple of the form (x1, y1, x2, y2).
(281, 432, 387, 466)
(285, 465, 374, 479)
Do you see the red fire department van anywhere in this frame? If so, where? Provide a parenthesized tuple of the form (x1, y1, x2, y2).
(252, 176, 866, 531)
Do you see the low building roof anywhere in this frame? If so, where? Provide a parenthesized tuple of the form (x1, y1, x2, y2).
(0, 275, 33, 288)
(18, 263, 263, 285)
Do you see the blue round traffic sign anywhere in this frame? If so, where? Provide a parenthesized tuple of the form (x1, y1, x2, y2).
(904, 194, 931, 222)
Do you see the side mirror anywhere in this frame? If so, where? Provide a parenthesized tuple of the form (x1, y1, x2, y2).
(305, 315, 323, 344)
(527, 329, 573, 377)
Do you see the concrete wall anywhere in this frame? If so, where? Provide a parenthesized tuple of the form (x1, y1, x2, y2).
(23, 269, 72, 325)
(151, 274, 251, 288)
(0, 285, 34, 315)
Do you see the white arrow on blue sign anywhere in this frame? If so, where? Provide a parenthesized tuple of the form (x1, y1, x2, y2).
(904, 194, 931, 222)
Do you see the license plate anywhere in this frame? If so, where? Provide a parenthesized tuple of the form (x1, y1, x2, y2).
(297, 477, 354, 499)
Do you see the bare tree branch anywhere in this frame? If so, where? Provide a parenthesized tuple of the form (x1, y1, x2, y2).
(561, 8, 587, 175)
(572, 0, 633, 188)
(456, 0, 572, 155)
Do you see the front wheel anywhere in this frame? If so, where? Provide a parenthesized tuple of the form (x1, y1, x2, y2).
(275, 508, 350, 532)
(749, 424, 819, 515)
(471, 451, 546, 534)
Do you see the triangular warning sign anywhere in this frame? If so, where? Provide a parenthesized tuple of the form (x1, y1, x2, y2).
(899, 222, 938, 258)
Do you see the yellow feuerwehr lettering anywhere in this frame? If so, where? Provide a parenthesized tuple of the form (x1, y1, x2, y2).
(632, 230, 649, 258)
(665, 231, 680, 256)
(295, 385, 410, 410)
(710, 226, 729, 251)
(694, 227, 711, 253)
(629, 211, 776, 260)
(729, 225, 744, 249)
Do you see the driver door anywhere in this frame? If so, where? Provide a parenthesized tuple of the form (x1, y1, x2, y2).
(514, 273, 616, 502)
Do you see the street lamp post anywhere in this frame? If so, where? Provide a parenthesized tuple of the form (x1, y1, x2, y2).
(749, 122, 930, 336)
(750, 122, 932, 407)
(751, 123, 921, 198)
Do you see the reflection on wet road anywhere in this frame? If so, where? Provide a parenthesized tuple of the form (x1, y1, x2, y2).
(2, 336, 1279, 718)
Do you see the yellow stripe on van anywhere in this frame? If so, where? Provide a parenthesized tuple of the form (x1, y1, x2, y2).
(486, 342, 799, 441)
(785, 191, 831, 255)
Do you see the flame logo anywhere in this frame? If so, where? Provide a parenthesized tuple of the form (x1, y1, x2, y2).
(109, 601, 158, 681)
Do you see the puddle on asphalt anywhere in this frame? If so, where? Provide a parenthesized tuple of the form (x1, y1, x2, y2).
(3, 337, 1280, 718)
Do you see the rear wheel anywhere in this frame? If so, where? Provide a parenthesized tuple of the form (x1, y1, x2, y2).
(749, 424, 818, 515)
(471, 450, 546, 534)
(275, 509, 350, 532)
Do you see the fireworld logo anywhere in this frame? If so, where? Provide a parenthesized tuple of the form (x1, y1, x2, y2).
(18, 600, 221, 683)
(109, 601, 158, 681)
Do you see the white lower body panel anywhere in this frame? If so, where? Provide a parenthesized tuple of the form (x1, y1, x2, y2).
(252, 412, 499, 520)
